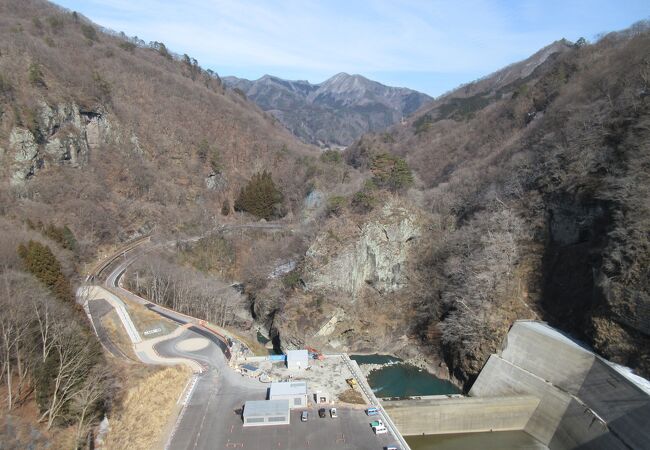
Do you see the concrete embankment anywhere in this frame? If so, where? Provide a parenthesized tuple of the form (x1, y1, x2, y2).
(383, 395, 540, 436)
(385, 320, 650, 450)
(470, 321, 650, 449)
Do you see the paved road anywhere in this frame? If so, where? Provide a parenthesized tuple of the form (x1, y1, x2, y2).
(85, 227, 406, 450)
(158, 329, 397, 449)
(155, 329, 268, 449)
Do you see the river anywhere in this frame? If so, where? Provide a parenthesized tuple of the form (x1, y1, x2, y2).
(350, 354, 459, 397)
(352, 354, 546, 449)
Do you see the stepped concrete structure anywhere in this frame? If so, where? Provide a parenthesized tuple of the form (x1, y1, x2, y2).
(386, 320, 650, 449)
(470, 321, 650, 449)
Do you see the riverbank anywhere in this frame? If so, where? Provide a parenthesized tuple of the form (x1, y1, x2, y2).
(351, 354, 460, 398)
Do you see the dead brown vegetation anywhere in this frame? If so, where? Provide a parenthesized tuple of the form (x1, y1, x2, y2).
(344, 23, 650, 386)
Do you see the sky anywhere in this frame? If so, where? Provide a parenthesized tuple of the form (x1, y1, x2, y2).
(53, 0, 648, 96)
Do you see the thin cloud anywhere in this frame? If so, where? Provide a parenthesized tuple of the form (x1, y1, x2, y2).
(56, 0, 648, 95)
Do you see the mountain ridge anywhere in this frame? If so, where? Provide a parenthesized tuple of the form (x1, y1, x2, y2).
(223, 72, 432, 147)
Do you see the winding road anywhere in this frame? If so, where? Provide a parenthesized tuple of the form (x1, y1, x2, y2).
(82, 233, 270, 449)
(82, 228, 410, 449)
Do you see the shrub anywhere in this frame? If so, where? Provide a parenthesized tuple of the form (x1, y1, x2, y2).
(351, 189, 376, 214)
(370, 152, 413, 191)
(234, 171, 283, 220)
(413, 113, 433, 135)
(43, 223, 77, 251)
(150, 41, 172, 59)
(221, 199, 230, 216)
(282, 270, 302, 289)
(17, 240, 71, 302)
(28, 63, 45, 87)
(118, 41, 136, 53)
(80, 24, 98, 42)
(320, 149, 342, 164)
(46, 16, 65, 33)
(326, 196, 346, 216)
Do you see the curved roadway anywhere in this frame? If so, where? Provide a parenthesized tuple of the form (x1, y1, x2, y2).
(90, 231, 275, 449)
(155, 330, 267, 449)
(87, 226, 410, 450)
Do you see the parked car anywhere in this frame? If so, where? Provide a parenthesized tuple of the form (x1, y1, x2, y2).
(373, 425, 388, 435)
(301, 411, 308, 422)
(370, 420, 384, 428)
(366, 407, 379, 416)
(330, 408, 338, 418)
(385, 446, 399, 450)
(318, 408, 326, 418)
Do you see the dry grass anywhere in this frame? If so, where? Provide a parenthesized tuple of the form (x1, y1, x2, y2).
(338, 389, 366, 405)
(118, 293, 177, 337)
(104, 365, 191, 450)
(0, 385, 77, 449)
(101, 309, 138, 359)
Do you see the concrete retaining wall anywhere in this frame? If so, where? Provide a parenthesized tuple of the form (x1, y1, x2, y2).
(382, 395, 540, 436)
(382, 321, 649, 449)
(470, 321, 650, 449)
(499, 321, 594, 395)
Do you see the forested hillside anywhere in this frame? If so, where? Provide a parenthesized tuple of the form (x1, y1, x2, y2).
(0, 0, 344, 251)
(0, 0, 345, 446)
(342, 22, 650, 386)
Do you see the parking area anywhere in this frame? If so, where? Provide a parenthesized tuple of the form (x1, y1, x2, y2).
(217, 406, 396, 449)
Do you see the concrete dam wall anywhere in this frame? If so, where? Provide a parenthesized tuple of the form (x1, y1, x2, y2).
(470, 321, 650, 449)
(383, 395, 539, 436)
(384, 321, 649, 449)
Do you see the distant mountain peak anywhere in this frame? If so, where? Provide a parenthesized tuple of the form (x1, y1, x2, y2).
(222, 73, 432, 147)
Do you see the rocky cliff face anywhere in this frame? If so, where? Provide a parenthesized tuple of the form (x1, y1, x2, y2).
(6, 102, 112, 185)
(223, 73, 432, 147)
(304, 202, 419, 296)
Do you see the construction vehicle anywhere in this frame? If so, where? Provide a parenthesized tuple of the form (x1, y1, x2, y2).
(306, 346, 325, 360)
(346, 378, 358, 389)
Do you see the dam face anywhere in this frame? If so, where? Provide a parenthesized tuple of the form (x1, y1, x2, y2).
(385, 320, 650, 450)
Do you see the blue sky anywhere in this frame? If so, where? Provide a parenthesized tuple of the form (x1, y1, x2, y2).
(54, 0, 648, 96)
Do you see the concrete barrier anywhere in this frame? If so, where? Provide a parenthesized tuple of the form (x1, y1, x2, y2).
(382, 395, 540, 436)
(469, 321, 650, 449)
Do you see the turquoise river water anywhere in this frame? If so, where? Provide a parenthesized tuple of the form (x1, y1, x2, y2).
(351, 355, 546, 449)
(350, 354, 460, 397)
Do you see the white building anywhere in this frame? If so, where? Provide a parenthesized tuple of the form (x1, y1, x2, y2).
(286, 349, 309, 370)
(269, 381, 308, 409)
(242, 399, 290, 427)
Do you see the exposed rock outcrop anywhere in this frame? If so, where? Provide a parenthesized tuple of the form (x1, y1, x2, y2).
(5, 102, 114, 185)
(304, 202, 419, 297)
(9, 128, 39, 185)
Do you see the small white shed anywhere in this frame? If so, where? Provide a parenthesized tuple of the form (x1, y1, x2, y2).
(286, 349, 309, 370)
(269, 381, 308, 409)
